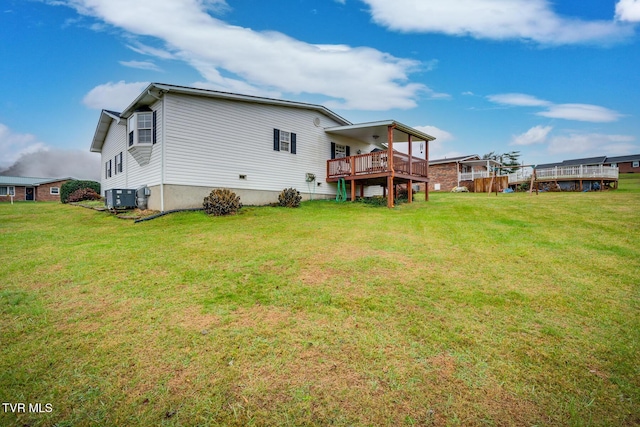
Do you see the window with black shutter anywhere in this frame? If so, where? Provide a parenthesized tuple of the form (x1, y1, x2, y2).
(331, 142, 349, 159)
(273, 128, 296, 154)
(152, 111, 157, 144)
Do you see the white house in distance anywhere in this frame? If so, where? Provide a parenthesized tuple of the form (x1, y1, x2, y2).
(90, 83, 435, 211)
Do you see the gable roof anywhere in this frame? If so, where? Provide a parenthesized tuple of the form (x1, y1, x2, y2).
(90, 109, 123, 153)
(606, 154, 640, 163)
(0, 176, 75, 186)
(124, 83, 352, 124)
(91, 83, 354, 153)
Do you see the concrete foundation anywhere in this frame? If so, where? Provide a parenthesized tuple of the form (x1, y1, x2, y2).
(146, 184, 333, 211)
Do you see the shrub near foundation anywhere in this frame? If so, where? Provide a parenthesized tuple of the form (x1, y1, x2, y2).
(60, 180, 101, 203)
(67, 188, 102, 203)
(278, 187, 302, 208)
(203, 188, 242, 216)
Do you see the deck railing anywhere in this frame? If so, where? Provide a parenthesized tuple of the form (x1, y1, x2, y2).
(459, 170, 490, 181)
(460, 165, 618, 184)
(534, 165, 618, 180)
(327, 152, 428, 179)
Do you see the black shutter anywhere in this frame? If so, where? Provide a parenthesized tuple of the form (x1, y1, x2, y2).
(331, 142, 336, 159)
(129, 131, 134, 147)
(273, 129, 280, 151)
(291, 133, 296, 154)
(152, 110, 157, 144)
(346, 145, 351, 157)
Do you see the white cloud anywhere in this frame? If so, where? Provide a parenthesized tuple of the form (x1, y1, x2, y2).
(537, 104, 623, 123)
(548, 133, 637, 155)
(487, 93, 623, 123)
(616, 0, 640, 22)
(0, 123, 48, 169)
(119, 60, 162, 71)
(53, 0, 435, 110)
(487, 93, 551, 107)
(415, 125, 454, 142)
(126, 42, 176, 60)
(361, 0, 633, 44)
(511, 125, 553, 146)
(413, 125, 460, 159)
(82, 81, 150, 111)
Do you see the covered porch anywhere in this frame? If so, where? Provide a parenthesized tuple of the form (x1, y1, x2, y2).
(324, 121, 435, 208)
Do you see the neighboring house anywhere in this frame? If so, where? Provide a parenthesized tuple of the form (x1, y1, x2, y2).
(427, 155, 502, 192)
(604, 154, 640, 173)
(535, 156, 608, 169)
(0, 176, 74, 202)
(90, 83, 435, 210)
(529, 156, 618, 191)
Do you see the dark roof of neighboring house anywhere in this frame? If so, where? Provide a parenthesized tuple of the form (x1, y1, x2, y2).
(428, 155, 480, 165)
(606, 154, 640, 163)
(0, 176, 75, 186)
(536, 156, 607, 169)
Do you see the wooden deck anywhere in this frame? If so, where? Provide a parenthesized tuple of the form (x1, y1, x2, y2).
(507, 165, 619, 191)
(326, 151, 430, 206)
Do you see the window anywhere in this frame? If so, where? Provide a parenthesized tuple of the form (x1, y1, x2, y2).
(105, 160, 112, 178)
(128, 110, 156, 146)
(633, 161, 639, 168)
(330, 142, 350, 159)
(273, 129, 297, 154)
(610, 163, 617, 168)
(50, 187, 60, 195)
(0, 186, 15, 196)
(280, 130, 290, 152)
(138, 112, 152, 143)
(115, 152, 123, 174)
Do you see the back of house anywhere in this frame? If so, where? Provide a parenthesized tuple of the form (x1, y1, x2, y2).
(90, 83, 435, 211)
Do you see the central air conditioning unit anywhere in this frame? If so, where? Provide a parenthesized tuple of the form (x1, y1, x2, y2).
(105, 189, 137, 209)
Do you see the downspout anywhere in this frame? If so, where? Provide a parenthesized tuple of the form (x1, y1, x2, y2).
(147, 88, 165, 212)
(161, 92, 166, 212)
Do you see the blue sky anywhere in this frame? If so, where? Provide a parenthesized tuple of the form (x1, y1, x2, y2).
(1, 0, 640, 177)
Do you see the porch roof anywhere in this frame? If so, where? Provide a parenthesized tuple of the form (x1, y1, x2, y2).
(324, 120, 436, 147)
(459, 158, 503, 168)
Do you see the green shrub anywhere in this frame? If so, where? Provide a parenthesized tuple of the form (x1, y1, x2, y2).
(203, 189, 242, 216)
(67, 188, 102, 203)
(357, 196, 388, 206)
(61, 180, 101, 203)
(278, 187, 302, 208)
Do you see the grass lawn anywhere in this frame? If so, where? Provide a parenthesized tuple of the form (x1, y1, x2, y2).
(1, 178, 639, 426)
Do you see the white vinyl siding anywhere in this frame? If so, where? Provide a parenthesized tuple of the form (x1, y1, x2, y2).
(163, 93, 380, 196)
(100, 118, 127, 193)
(126, 100, 163, 189)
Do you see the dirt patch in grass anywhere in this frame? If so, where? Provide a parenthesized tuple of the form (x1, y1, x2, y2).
(171, 305, 222, 331)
